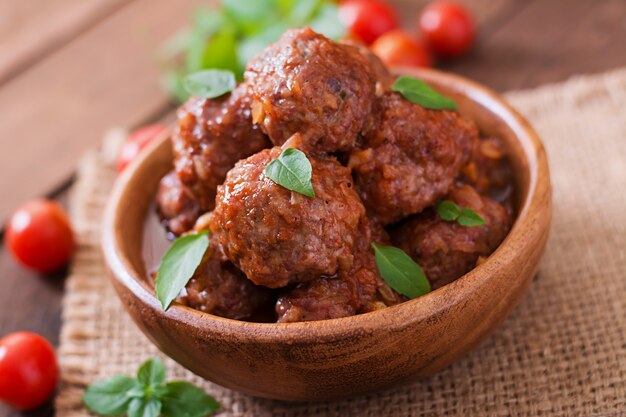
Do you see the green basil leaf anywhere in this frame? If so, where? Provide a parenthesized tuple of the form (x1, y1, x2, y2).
(83, 375, 137, 416)
(137, 358, 167, 387)
(162, 70, 189, 104)
(436, 200, 462, 222)
(127, 397, 162, 417)
(457, 208, 486, 227)
(222, 0, 274, 36)
(160, 381, 220, 417)
(237, 24, 287, 72)
(264, 148, 315, 197)
(155, 232, 210, 310)
(372, 243, 430, 299)
(201, 31, 240, 77)
(392, 76, 457, 110)
(183, 70, 236, 99)
(290, 0, 322, 25)
(310, 3, 345, 40)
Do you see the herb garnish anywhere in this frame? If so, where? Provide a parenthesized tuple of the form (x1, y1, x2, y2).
(371, 243, 431, 299)
(183, 70, 237, 99)
(392, 76, 457, 110)
(155, 232, 209, 311)
(83, 358, 219, 417)
(264, 148, 315, 197)
(436, 200, 486, 227)
(161, 0, 345, 102)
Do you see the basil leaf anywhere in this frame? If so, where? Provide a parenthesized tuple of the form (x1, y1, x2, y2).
(372, 243, 430, 299)
(183, 70, 236, 99)
(237, 25, 287, 72)
(310, 3, 346, 40)
(155, 232, 209, 310)
(264, 148, 315, 197)
(436, 200, 486, 227)
(137, 358, 167, 387)
(201, 31, 240, 77)
(160, 381, 220, 417)
(436, 200, 462, 222)
(127, 397, 162, 417)
(392, 76, 457, 110)
(83, 375, 137, 416)
(290, 0, 321, 25)
(457, 208, 486, 227)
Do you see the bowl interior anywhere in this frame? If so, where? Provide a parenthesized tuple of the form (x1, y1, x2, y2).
(107, 67, 543, 331)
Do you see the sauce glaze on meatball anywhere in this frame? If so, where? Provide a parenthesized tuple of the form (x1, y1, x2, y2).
(210, 142, 365, 289)
(245, 28, 376, 153)
(156, 171, 201, 236)
(172, 83, 271, 217)
(349, 92, 478, 225)
(276, 217, 404, 323)
(176, 239, 275, 321)
(391, 185, 512, 289)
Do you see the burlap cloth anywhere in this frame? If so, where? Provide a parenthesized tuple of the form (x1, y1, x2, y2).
(55, 68, 626, 417)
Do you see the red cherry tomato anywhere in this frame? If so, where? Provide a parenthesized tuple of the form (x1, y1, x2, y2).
(0, 332, 58, 410)
(419, 1, 476, 58)
(5, 200, 74, 273)
(339, 0, 399, 44)
(117, 124, 168, 172)
(371, 30, 432, 68)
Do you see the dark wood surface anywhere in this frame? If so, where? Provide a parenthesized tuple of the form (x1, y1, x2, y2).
(0, 0, 625, 415)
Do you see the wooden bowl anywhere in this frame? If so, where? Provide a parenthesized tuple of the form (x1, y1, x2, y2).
(102, 68, 551, 401)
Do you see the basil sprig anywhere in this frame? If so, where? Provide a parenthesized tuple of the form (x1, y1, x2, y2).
(392, 76, 458, 110)
(161, 0, 345, 102)
(84, 358, 219, 417)
(264, 148, 315, 197)
(372, 243, 431, 299)
(436, 200, 486, 227)
(155, 232, 209, 311)
(183, 70, 237, 99)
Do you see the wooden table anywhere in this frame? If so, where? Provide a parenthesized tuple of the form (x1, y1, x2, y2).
(0, 0, 624, 415)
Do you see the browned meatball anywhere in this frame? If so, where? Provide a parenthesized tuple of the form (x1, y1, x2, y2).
(340, 39, 395, 93)
(391, 185, 512, 289)
(156, 171, 200, 236)
(276, 217, 404, 323)
(177, 238, 275, 321)
(210, 143, 364, 289)
(172, 83, 271, 213)
(245, 28, 376, 153)
(461, 136, 514, 206)
(349, 92, 478, 225)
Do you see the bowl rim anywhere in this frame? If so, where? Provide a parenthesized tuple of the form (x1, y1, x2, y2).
(102, 67, 550, 343)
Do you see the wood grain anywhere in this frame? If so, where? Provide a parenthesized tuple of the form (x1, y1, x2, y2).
(0, 0, 132, 84)
(441, 0, 626, 90)
(0, 0, 208, 224)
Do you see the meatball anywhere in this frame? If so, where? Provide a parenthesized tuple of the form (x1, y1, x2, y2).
(349, 92, 478, 225)
(177, 238, 275, 321)
(461, 136, 514, 205)
(245, 28, 376, 153)
(276, 217, 404, 323)
(172, 83, 271, 213)
(156, 171, 200, 236)
(391, 185, 512, 289)
(210, 143, 365, 288)
(341, 39, 395, 93)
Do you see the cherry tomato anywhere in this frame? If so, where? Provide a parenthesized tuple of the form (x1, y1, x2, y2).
(339, 0, 399, 44)
(117, 124, 168, 172)
(0, 332, 58, 410)
(371, 30, 432, 68)
(419, 1, 476, 58)
(5, 200, 74, 273)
